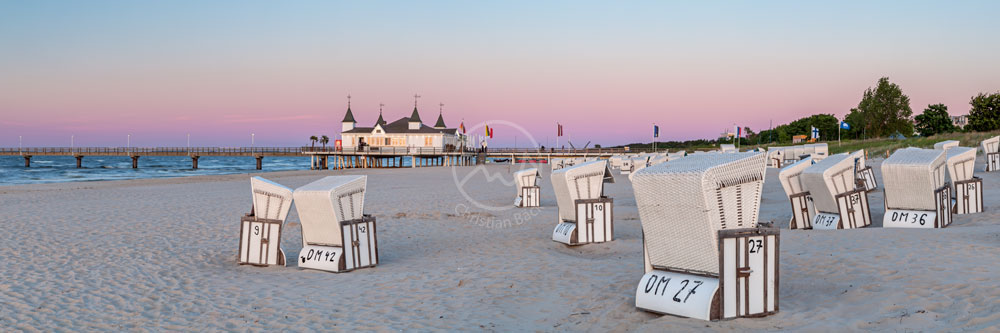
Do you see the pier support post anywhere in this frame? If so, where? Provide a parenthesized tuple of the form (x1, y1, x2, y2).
(320, 156, 328, 170)
(255, 156, 263, 170)
(131, 156, 139, 169)
(191, 156, 199, 169)
(23, 155, 31, 168)
(75, 155, 83, 168)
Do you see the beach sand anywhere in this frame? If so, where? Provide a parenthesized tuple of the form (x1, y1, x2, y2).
(2, 158, 1000, 331)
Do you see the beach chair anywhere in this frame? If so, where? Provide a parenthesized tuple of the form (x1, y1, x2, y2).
(982, 136, 1000, 171)
(632, 152, 778, 320)
(809, 143, 829, 161)
(944, 147, 982, 214)
(934, 140, 960, 151)
(778, 157, 816, 229)
(800, 152, 872, 229)
(293, 175, 377, 272)
(720, 144, 737, 153)
(550, 158, 565, 171)
(881, 148, 951, 228)
(629, 155, 653, 181)
(609, 155, 625, 170)
(239, 177, 293, 266)
(514, 168, 541, 208)
(851, 150, 878, 192)
(620, 158, 634, 175)
(767, 147, 785, 168)
(551, 160, 615, 245)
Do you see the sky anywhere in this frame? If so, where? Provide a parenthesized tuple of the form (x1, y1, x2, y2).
(2, 1, 999, 147)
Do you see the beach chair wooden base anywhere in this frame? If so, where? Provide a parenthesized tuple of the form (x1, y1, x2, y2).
(516, 186, 540, 207)
(299, 215, 378, 272)
(636, 226, 779, 321)
(987, 153, 1000, 172)
(884, 185, 953, 228)
(239, 215, 286, 267)
(954, 177, 984, 214)
(770, 158, 782, 169)
(552, 198, 614, 245)
(856, 166, 878, 192)
(788, 192, 815, 229)
(810, 189, 872, 229)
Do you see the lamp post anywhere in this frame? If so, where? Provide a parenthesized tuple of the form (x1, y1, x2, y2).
(127, 134, 131, 152)
(251, 133, 255, 153)
(18, 136, 22, 154)
(71, 135, 74, 149)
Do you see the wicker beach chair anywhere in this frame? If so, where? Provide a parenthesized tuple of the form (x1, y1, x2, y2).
(239, 177, 294, 266)
(632, 152, 777, 320)
(514, 168, 541, 207)
(778, 157, 816, 229)
(720, 144, 737, 153)
(293, 175, 377, 272)
(944, 147, 982, 214)
(551, 160, 615, 245)
(934, 140, 960, 151)
(808, 143, 829, 161)
(982, 136, 1000, 171)
(881, 148, 951, 228)
(766, 147, 786, 168)
(550, 158, 565, 171)
(799, 152, 872, 229)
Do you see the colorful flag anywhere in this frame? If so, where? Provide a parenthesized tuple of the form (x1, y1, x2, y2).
(460, 122, 466, 134)
(653, 125, 659, 138)
(557, 123, 563, 137)
(485, 124, 490, 137)
(840, 121, 851, 130)
(489, 127, 494, 138)
(811, 126, 820, 139)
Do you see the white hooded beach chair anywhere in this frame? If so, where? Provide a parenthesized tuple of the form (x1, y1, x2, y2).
(514, 168, 541, 208)
(620, 158, 634, 175)
(850, 150, 878, 192)
(881, 148, 950, 228)
(982, 136, 1000, 171)
(551, 160, 615, 245)
(240, 177, 294, 266)
(631, 152, 777, 320)
(766, 147, 786, 168)
(720, 144, 737, 153)
(609, 155, 625, 170)
(808, 143, 829, 161)
(550, 158, 565, 171)
(293, 175, 377, 272)
(628, 155, 653, 181)
(778, 157, 816, 229)
(944, 147, 982, 214)
(799, 152, 872, 229)
(934, 140, 960, 151)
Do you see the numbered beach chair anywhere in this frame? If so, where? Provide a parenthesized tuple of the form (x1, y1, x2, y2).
(779, 157, 816, 229)
(620, 158, 634, 175)
(629, 155, 653, 181)
(881, 148, 951, 228)
(851, 150, 878, 192)
(799, 152, 872, 229)
(944, 147, 982, 214)
(720, 144, 737, 153)
(767, 147, 786, 168)
(239, 177, 293, 266)
(551, 160, 615, 245)
(514, 168, 541, 208)
(934, 140, 960, 151)
(982, 136, 1000, 171)
(632, 152, 778, 321)
(293, 175, 378, 272)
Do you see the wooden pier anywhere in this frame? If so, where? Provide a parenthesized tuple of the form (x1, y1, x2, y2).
(0, 147, 640, 170)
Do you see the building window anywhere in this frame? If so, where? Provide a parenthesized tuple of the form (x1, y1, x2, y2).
(425, 137, 432, 146)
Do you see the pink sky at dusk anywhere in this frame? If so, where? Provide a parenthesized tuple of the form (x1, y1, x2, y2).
(2, 1, 999, 147)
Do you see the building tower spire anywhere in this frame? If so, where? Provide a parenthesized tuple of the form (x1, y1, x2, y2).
(341, 94, 356, 132)
(375, 103, 386, 126)
(434, 102, 447, 129)
(408, 94, 422, 130)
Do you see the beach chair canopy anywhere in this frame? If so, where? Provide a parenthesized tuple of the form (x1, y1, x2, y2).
(778, 156, 813, 198)
(551, 160, 614, 222)
(514, 168, 541, 189)
(609, 156, 625, 169)
(982, 136, 1000, 154)
(632, 152, 765, 275)
(809, 143, 829, 159)
(934, 140, 960, 151)
(720, 144, 737, 153)
(945, 147, 976, 184)
(550, 158, 564, 171)
(649, 155, 669, 166)
(293, 175, 367, 247)
(250, 176, 294, 221)
(800, 153, 858, 213)
(881, 148, 946, 211)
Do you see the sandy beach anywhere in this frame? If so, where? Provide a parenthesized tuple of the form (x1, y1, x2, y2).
(2, 159, 1000, 331)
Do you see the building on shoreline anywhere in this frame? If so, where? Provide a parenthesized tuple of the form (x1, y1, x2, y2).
(340, 102, 464, 151)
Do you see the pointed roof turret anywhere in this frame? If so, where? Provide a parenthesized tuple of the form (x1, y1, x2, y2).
(434, 103, 446, 128)
(342, 94, 356, 123)
(375, 103, 386, 126)
(409, 106, 421, 123)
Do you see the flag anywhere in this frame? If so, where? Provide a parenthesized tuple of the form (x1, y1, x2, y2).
(811, 126, 819, 139)
(485, 124, 490, 137)
(489, 127, 494, 138)
(557, 123, 563, 137)
(653, 125, 659, 138)
(460, 122, 466, 134)
(840, 121, 851, 130)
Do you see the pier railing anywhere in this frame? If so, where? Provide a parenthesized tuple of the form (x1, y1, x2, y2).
(0, 146, 668, 155)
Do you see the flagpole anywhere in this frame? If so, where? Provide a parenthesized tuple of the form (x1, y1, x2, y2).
(652, 123, 656, 153)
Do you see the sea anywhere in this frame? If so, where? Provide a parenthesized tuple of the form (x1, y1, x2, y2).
(0, 155, 518, 185)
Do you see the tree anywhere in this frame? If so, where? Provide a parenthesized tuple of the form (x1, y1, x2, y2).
(914, 104, 956, 136)
(309, 135, 318, 149)
(855, 77, 914, 137)
(320, 135, 330, 150)
(967, 92, 1000, 132)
